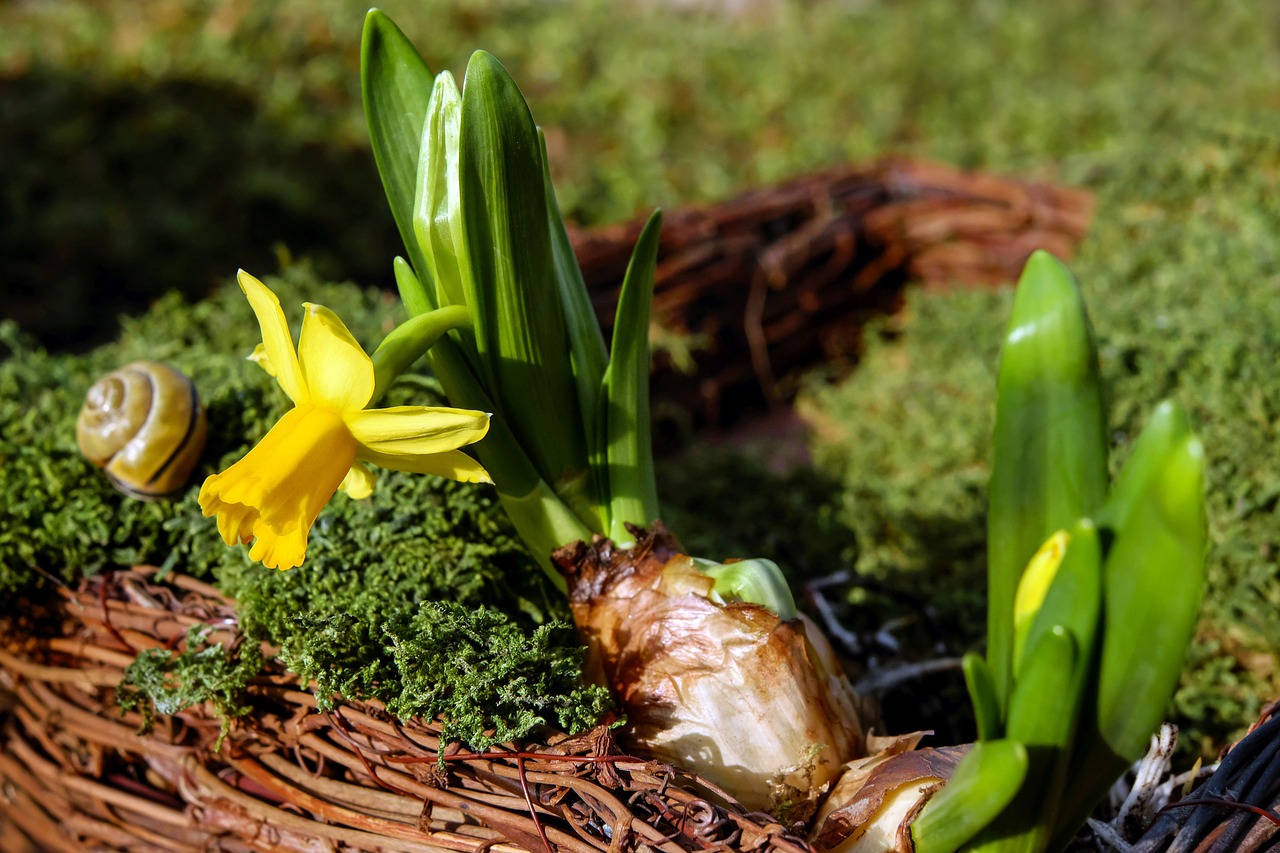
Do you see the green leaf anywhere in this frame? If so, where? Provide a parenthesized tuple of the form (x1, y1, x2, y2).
(459, 50, 586, 493)
(1019, 519, 1101, 692)
(974, 521, 1100, 852)
(361, 9, 436, 308)
(1094, 400, 1192, 533)
(1096, 422, 1206, 761)
(541, 128, 609, 474)
(1053, 404, 1206, 848)
(983, 626, 1078, 853)
(1011, 529, 1070, 676)
(986, 250, 1108, 711)
(910, 739, 1028, 853)
(962, 652, 1003, 741)
(414, 71, 470, 310)
(600, 210, 662, 541)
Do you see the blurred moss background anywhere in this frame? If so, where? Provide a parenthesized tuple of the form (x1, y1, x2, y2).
(4, 0, 1280, 755)
(6, 0, 1279, 346)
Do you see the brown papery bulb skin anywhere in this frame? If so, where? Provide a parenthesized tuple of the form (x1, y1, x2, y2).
(555, 524, 865, 820)
(76, 360, 207, 499)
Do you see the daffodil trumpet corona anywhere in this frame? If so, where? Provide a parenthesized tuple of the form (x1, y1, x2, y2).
(198, 270, 491, 570)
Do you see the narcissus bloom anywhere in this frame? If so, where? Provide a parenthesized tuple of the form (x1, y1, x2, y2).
(199, 271, 492, 569)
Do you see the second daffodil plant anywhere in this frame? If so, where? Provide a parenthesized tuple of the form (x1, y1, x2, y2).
(200, 8, 1210, 852)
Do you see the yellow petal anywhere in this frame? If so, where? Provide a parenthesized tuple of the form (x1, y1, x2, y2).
(298, 303, 375, 412)
(359, 447, 492, 484)
(247, 342, 276, 377)
(237, 270, 307, 404)
(346, 406, 490, 456)
(340, 462, 376, 499)
(198, 403, 357, 569)
(248, 525, 310, 571)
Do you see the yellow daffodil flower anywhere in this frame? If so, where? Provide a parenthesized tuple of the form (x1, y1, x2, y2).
(199, 271, 492, 570)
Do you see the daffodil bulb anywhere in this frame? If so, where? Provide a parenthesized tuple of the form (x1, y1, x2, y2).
(554, 524, 865, 819)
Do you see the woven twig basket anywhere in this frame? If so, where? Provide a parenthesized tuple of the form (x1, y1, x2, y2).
(1, 567, 816, 853)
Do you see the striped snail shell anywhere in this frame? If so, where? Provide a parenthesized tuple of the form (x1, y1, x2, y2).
(76, 360, 208, 499)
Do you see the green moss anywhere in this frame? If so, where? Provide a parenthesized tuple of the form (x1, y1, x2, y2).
(280, 604, 611, 751)
(117, 625, 264, 747)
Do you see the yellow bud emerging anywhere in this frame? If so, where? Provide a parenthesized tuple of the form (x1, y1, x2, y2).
(1012, 529, 1071, 674)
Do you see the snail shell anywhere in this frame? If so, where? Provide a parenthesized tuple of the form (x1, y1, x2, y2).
(77, 360, 208, 499)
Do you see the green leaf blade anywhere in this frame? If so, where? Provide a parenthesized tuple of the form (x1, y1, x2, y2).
(1020, 519, 1102, 689)
(987, 250, 1108, 710)
(1096, 423, 1207, 761)
(541, 128, 609, 462)
(459, 50, 587, 494)
(361, 9, 437, 306)
(910, 739, 1029, 853)
(962, 652, 1003, 742)
(600, 210, 663, 541)
(1054, 404, 1207, 848)
(992, 626, 1079, 853)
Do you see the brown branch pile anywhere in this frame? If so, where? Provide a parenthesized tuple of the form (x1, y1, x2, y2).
(0, 568, 814, 853)
(570, 158, 1094, 425)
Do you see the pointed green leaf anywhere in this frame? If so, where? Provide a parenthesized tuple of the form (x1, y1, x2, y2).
(600, 210, 662, 541)
(361, 9, 436, 306)
(1054, 405, 1206, 847)
(987, 250, 1108, 711)
(1094, 400, 1192, 533)
(414, 71, 470, 310)
(989, 520, 1099, 852)
(910, 739, 1028, 853)
(541, 128, 609, 463)
(1011, 529, 1070, 676)
(1097, 427, 1206, 761)
(962, 652, 1003, 741)
(981, 626, 1078, 853)
(459, 50, 586, 492)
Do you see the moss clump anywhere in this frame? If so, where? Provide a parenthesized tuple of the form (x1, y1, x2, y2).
(281, 604, 611, 751)
(117, 625, 264, 747)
